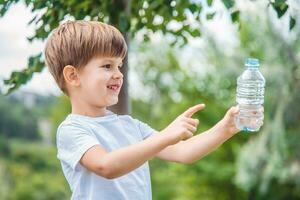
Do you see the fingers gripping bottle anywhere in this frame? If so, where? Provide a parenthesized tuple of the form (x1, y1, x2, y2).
(235, 58, 266, 132)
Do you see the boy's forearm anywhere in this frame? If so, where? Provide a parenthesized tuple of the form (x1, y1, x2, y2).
(101, 133, 173, 178)
(174, 122, 235, 164)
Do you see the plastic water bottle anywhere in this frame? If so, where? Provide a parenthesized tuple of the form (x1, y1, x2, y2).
(235, 58, 265, 132)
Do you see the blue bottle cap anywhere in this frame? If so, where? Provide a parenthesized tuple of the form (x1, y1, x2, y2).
(245, 58, 259, 68)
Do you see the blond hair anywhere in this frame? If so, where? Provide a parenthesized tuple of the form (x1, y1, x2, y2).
(44, 20, 127, 94)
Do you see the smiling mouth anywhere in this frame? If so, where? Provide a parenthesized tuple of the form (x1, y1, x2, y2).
(107, 84, 120, 92)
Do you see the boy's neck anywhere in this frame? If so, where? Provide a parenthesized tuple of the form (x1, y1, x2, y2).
(70, 98, 108, 118)
(71, 108, 107, 118)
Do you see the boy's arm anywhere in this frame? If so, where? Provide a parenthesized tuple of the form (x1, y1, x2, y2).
(80, 104, 204, 179)
(80, 133, 173, 179)
(155, 106, 241, 164)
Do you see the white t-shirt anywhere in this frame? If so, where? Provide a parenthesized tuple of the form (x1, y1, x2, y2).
(56, 111, 157, 200)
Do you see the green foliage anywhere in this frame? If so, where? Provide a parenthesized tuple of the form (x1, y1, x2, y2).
(0, 93, 70, 200)
(0, 139, 70, 200)
(232, 6, 300, 200)
(222, 0, 234, 9)
(206, 12, 216, 20)
(289, 16, 296, 30)
(0, 135, 9, 155)
(0, 95, 39, 139)
(49, 95, 71, 142)
(207, 0, 213, 7)
(271, 0, 289, 18)
(0, 93, 56, 140)
(3, 53, 44, 94)
(231, 10, 240, 23)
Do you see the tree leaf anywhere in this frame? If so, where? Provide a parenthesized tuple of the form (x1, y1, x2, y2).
(271, 2, 289, 18)
(221, 0, 234, 9)
(275, 0, 287, 4)
(2, 54, 44, 95)
(231, 10, 240, 23)
(188, 4, 198, 13)
(190, 29, 201, 37)
(207, 0, 213, 7)
(206, 12, 216, 20)
(289, 16, 296, 30)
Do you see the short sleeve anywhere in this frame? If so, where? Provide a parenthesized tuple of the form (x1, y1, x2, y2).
(56, 122, 100, 170)
(133, 119, 158, 139)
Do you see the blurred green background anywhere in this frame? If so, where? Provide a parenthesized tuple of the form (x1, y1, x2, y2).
(0, 0, 300, 200)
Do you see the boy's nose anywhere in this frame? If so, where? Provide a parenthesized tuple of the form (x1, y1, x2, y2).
(113, 69, 124, 79)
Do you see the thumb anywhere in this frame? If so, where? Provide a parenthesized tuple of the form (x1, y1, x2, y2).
(182, 103, 205, 118)
(227, 105, 239, 117)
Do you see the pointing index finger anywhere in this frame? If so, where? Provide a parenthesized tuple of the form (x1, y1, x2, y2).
(182, 104, 205, 118)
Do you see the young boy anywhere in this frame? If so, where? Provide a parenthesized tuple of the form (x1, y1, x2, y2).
(45, 21, 241, 200)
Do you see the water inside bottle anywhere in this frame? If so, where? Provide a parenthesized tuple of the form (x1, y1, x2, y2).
(235, 104, 264, 132)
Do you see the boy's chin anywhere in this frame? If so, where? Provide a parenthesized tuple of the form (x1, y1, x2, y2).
(108, 99, 118, 106)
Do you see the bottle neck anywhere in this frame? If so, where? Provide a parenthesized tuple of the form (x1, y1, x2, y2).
(246, 67, 259, 70)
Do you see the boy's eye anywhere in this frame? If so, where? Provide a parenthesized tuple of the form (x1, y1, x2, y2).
(102, 64, 111, 69)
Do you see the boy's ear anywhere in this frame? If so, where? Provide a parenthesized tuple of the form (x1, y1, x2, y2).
(63, 65, 80, 87)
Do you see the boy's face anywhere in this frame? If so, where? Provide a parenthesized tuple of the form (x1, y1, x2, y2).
(77, 56, 123, 108)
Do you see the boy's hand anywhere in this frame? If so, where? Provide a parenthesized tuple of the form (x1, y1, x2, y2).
(218, 106, 240, 135)
(218, 105, 265, 135)
(161, 104, 205, 145)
